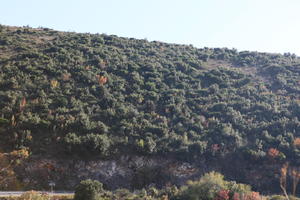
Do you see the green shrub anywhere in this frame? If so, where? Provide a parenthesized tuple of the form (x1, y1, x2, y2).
(173, 172, 256, 200)
(176, 171, 227, 200)
(228, 181, 252, 196)
(74, 179, 104, 200)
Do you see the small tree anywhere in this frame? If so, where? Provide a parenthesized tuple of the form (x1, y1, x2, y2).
(177, 171, 227, 200)
(289, 166, 300, 197)
(280, 163, 289, 200)
(74, 179, 103, 200)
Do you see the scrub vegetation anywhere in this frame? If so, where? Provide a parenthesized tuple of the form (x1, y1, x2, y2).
(1, 25, 300, 198)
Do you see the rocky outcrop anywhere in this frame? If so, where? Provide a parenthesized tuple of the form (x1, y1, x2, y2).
(16, 154, 282, 194)
(17, 155, 200, 190)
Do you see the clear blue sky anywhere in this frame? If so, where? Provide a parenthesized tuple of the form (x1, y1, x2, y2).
(1, 0, 300, 55)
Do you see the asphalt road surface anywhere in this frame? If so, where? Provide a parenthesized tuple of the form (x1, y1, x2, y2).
(0, 191, 74, 197)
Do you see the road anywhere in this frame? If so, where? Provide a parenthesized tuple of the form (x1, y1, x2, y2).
(0, 191, 74, 197)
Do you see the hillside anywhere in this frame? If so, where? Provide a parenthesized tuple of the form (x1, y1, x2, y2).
(1, 25, 300, 192)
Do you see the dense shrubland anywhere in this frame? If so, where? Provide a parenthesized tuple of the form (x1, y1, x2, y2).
(72, 172, 262, 200)
(71, 172, 300, 200)
(2, 25, 300, 193)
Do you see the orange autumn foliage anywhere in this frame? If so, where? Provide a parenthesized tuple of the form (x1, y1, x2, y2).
(9, 149, 29, 159)
(97, 75, 108, 85)
(294, 137, 300, 147)
(268, 148, 279, 158)
(280, 163, 289, 199)
(62, 73, 71, 81)
(19, 97, 27, 111)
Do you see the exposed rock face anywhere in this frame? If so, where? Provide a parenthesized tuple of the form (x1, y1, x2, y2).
(17, 156, 200, 190)
(16, 154, 282, 193)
